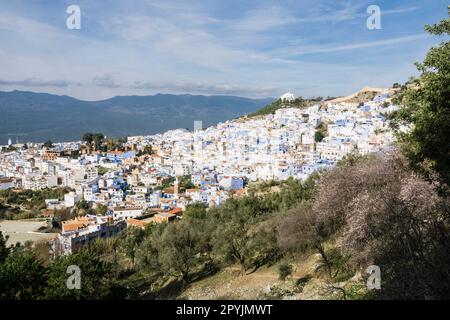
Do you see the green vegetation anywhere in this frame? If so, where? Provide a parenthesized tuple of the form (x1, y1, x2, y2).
(0, 245, 48, 299)
(44, 250, 120, 299)
(278, 261, 293, 280)
(0, 151, 449, 299)
(70, 200, 108, 217)
(179, 175, 196, 189)
(0, 202, 20, 220)
(105, 136, 127, 152)
(81, 132, 128, 153)
(1, 145, 17, 153)
(249, 96, 321, 117)
(136, 145, 153, 157)
(119, 227, 146, 265)
(0, 187, 107, 221)
(157, 174, 196, 190)
(82, 132, 105, 151)
(278, 153, 450, 299)
(0, 187, 73, 219)
(0, 187, 72, 209)
(324, 96, 340, 101)
(0, 10, 449, 301)
(97, 166, 109, 176)
(314, 130, 325, 143)
(392, 8, 450, 187)
(314, 122, 328, 143)
(0, 232, 9, 264)
(43, 140, 54, 148)
(0, 233, 127, 300)
(158, 176, 176, 190)
(183, 203, 207, 220)
(0, 175, 319, 300)
(137, 176, 318, 286)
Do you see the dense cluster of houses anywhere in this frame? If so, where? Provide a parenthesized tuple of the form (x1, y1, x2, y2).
(0, 90, 399, 255)
(128, 90, 398, 182)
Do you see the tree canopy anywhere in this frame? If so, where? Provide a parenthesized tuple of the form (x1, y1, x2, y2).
(393, 8, 450, 186)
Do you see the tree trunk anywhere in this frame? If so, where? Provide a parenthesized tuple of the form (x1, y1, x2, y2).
(316, 244, 332, 278)
(240, 259, 246, 276)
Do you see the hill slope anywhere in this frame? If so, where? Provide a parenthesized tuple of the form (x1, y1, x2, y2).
(249, 96, 322, 118)
(325, 87, 399, 104)
(0, 91, 273, 144)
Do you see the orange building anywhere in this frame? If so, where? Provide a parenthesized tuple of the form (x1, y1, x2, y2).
(126, 218, 149, 229)
(61, 217, 90, 233)
(42, 149, 59, 161)
(153, 212, 176, 223)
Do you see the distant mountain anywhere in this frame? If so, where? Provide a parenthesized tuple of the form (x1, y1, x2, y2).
(0, 90, 273, 144)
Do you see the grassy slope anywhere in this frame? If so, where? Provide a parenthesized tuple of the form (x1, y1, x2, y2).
(179, 255, 323, 300)
(157, 240, 369, 300)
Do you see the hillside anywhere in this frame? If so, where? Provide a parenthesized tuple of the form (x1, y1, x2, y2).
(178, 250, 366, 300)
(325, 87, 400, 104)
(0, 91, 273, 144)
(247, 86, 397, 119)
(249, 96, 321, 118)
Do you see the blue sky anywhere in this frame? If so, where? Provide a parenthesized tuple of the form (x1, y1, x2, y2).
(0, 0, 447, 100)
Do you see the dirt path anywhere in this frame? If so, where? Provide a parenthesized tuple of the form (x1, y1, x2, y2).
(0, 220, 57, 245)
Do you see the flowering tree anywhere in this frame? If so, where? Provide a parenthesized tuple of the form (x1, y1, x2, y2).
(314, 153, 450, 299)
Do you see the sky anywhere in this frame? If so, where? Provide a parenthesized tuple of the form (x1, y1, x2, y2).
(0, 0, 448, 100)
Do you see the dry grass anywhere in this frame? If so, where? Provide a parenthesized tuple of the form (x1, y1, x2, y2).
(0, 219, 57, 246)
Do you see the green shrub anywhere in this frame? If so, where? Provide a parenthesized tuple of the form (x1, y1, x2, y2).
(278, 261, 293, 280)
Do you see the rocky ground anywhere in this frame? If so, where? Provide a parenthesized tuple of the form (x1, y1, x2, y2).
(179, 253, 336, 300)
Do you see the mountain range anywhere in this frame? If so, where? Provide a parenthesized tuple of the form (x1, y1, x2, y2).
(0, 90, 273, 144)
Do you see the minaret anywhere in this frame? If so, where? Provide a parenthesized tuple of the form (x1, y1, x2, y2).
(8, 138, 12, 146)
(174, 177, 179, 198)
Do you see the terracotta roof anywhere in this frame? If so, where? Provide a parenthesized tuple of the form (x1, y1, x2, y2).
(126, 219, 148, 228)
(231, 189, 246, 198)
(155, 212, 176, 218)
(163, 187, 175, 194)
(166, 207, 182, 215)
(41, 210, 54, 217)
(62, 221, 88, 232)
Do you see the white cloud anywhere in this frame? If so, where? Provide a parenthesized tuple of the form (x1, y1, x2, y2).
(0, 12, 59, 36)
(0, 78, 81, 87)
(0, 1, 434, 100)
(130, 80, 279, 96)
(271, 33, 430, 57)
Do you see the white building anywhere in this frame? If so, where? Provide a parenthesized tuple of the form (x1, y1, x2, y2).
(64, 191, 81, 207)
(112, 206, 144, 220)
(280, 92, 295, 102)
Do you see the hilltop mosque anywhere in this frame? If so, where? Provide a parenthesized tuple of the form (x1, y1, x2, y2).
(280, 92, 295, 102)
